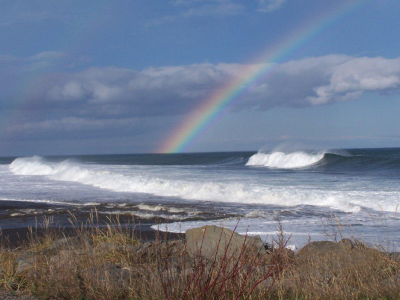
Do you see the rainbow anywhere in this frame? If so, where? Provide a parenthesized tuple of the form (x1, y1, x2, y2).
(158, 0, 370, 153)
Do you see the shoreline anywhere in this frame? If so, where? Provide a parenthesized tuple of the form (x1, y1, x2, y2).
(0, 226, 185, 248)
(0, 199, 185, 247)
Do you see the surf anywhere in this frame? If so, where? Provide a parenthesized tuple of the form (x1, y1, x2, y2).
(246, 151, 325, 169)
(8, 155, 400, 213)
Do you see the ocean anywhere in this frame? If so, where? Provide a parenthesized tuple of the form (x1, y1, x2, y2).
(1, 148, 399, 250)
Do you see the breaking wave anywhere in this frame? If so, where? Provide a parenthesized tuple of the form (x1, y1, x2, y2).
(246, 151, 325, 169)
(8, 156, 400, 213)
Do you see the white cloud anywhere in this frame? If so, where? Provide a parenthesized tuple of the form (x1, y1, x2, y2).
(35, 55, 400, 114)
(2, 53, 400, 139)
(257, 0, 287, 12)
(307, 56, 400, 105)
(0, 51, 78, 75)
(6, 117, 141, 134)
(184, 2, 243, 16)
(147, 1, 243, 26)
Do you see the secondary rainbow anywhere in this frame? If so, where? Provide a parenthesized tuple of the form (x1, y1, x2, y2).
(158, 0, 370, 153)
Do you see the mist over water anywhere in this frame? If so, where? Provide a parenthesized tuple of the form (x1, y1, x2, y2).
(2, 148, 400, 248)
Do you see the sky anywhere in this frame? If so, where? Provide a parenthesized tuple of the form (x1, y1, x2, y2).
(0, 0, 400, 156)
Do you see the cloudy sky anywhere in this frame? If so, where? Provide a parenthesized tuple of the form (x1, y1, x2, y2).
(0, 0, 399, 156)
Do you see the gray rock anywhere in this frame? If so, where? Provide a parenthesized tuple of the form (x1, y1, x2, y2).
(96, 242, 140, 253)
(15, 252, 35, 274)
(48, 235, 92, 251)
(49, 249, 87, 265)
(338, 238, 354, 249)
(185, 225, 266, 261)
(297, 241, 340, 254)
(295, 239, 388, 277)
(167, 240, 185, 257)
(132, 240, 185, 262)
(81, 263, 132, 286)
(389, 252, 400, 263)
(296, 239, 356, 259)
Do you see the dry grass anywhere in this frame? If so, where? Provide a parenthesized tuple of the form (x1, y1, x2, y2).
(0, 213, 399, 299)
(0, 213, 287, 300)
(271, 241, 400, 299)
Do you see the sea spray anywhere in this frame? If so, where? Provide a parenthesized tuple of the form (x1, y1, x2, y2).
(246, 151, 325, 169)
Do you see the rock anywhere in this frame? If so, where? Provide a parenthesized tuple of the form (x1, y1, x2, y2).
(295, 239, 355, 258)
(15, 252, 35, 274)
(389, 252, 400, 263)
(131, 240, 185, 261)
(48, 235, 92, 251)
(167, 240, 185, 257)
(295, 239, 390, 277)
(49, 249, 87, 265)
(338, 238, 354, 249)
(185, 225, 266, 261)
(81, 263, 132, 286)
(136, 242, 152, 256)
(297, 240, 340, 255)
(260, 246, 294, 266)
(96, 242, 140, 253)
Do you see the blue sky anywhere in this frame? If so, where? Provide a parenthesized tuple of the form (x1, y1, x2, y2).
(0, 0, 399, 155)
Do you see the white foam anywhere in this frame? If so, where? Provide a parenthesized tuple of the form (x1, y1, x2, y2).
(286, 245, 298, 251)
(9, 157, 400, 213)
(0, 198, 79, 206)
(10, 213, 24, 217)
(10, 156, 56, 175)
(246, 151, 324, 169)
(137, 204, 167, 211)
(138, 203, 186, 213)
(83, 202, 101, 206)
(99, 210, 190, 220)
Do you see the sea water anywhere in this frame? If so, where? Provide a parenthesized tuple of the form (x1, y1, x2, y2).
(1, 148, 399, 249)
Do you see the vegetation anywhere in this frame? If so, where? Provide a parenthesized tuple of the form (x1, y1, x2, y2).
(0, 213, 399, 299)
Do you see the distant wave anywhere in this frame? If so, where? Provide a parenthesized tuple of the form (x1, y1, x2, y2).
(246, 151, 325, 169)
(246, 150, 400, 174)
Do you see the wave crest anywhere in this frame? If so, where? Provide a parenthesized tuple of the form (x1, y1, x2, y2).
(10, 156, 56, 175)
(9, 156, 398, 213)
(246, 151, 325, 169)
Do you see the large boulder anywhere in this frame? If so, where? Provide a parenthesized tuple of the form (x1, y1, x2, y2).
(48, 235, 92, 251)
(295, 238, 394, 275)
(185, 225, 266, 261)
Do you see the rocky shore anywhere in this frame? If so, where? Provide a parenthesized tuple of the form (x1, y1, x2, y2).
(1, 225, 400, 299)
